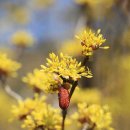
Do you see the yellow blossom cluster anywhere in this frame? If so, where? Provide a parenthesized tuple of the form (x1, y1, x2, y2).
(0, 52, 21, 78)
(23, 69, 63, 93)
(11, 31, 34, 48)
(12, 95, 62, 130)
(22, 104, 61, 130)
(23, 69, 45, 93)
(75, 29, 108, 56)
(73, 103, 114, 130)
(41, 53, 92, 81)
(12, 95, 46, 120)
(72, 88, 101, 105)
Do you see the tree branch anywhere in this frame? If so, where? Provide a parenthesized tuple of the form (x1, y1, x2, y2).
(69, 81, 78, 99)
(69, 56, 89, 99)
(61, 56, 89, 130)
(61, 109, 67, 130)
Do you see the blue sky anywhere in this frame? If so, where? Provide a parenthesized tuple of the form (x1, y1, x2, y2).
(0, 0, 79, 45)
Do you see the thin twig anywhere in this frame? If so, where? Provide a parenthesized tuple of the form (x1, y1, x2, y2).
(4, 84, 23, 101)
(62, 109, 67, 130)
(69, 81, 78, 99)
(15, 46, 25, 61)
(0, 78, 23, 101)
(82, 56, 89, 66)
(61, 56, 89, 130)
(69, 56, 89, 99)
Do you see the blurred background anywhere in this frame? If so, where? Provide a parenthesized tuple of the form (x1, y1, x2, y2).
(0, 0, 130, 130)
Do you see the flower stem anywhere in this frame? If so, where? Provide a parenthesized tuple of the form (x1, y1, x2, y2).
(69, 56, 89, 99)
(82, 56, 89, 66)
(62, 109, 67, 130)
(61, 56, 89, 130)
(69, 81, 78, 99)
(16, 46, 25, 61)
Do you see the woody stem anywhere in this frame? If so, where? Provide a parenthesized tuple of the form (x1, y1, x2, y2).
(69, 56, 89, 99)
(69, 81, 78, 99)
(82, 56, 89, 66)
(61, 109, 67, 130)
(61, 56, 89, 130)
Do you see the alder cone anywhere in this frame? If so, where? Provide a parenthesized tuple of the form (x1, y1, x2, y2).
(58, 86, 70, 110)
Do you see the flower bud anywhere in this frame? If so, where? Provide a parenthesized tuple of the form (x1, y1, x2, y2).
(58, 86, 70, 110)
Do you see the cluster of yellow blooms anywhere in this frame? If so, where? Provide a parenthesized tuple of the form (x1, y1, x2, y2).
(12, 95, 62, 130)
(23, 52, 92, 93)
(23, 69, 62, 93)
(23, 69, 46, 93)
(76, 29, 108, 56)
(41, 53, 92, 81)
(72, 88, 102, 105)
(11, 31, 34, 48)
(0, 52, 21, 78)
(12, 95, 46, 120)
(73, 103, 114, 130)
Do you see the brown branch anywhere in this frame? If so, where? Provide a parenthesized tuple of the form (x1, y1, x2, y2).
(61, 109, 67, 130)
(61, 56, 89, 130)
(69, 81, 78, 99)
(82, 56, 89, 66)
(69, 56, 89, 99)
(15, 46, 25, 61)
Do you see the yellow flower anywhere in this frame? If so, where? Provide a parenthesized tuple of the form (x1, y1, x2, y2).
(22, 104, 62, 130)
(41, 72, 63, 93)
(72, 88, 101, 105)
(41, 53, 92, 81)
(75, 29, 108, 56)
(23, 69, 46, 93)
(23, 69, 63, 93)
(12, 95, 46, 120)
(11, 31, 34, 48)
(73, 103, 114, 130)
(12, 95, 62, 130)
(0, 52, 21, 78)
